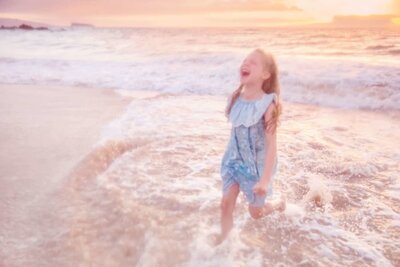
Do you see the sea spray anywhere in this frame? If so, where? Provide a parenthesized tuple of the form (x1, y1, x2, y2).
(303, 174, 333, 208)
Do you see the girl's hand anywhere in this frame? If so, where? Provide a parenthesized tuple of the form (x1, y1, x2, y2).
(252, 179, 269, 196)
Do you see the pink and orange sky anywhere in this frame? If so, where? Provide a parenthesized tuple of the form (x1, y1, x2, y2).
(0, 0, 399, 27)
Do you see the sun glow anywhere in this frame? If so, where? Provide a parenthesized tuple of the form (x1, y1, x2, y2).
(392, 17, 400, 24)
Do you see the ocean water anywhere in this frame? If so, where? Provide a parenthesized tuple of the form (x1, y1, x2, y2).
(1, 27, 400, 266)
(0, 26, 399, 109)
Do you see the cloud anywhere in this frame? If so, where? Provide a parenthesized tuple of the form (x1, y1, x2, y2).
(203, 0, 303, 12)
(0, 0, 303, 15)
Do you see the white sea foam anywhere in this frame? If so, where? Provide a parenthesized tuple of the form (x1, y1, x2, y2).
(303, 174, 333, 206)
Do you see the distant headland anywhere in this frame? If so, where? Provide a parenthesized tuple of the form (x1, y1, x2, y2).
(71, 22, 95, 28)
(0, 23, 49, 31)
(0, 18, 96, 31)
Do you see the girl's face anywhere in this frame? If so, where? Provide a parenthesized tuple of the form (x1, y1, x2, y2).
(239, 50, 270, 85)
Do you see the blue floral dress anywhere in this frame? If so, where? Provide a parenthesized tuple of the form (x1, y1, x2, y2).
(220, 92, 278, 207)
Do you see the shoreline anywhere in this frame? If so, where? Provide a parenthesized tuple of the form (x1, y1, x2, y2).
(0, 83, 132, 266)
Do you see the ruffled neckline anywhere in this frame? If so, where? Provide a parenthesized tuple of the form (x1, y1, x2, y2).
(229, 92, 277, 127)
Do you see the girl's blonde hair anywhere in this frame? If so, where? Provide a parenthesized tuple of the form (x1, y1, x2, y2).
(225, 48, 282, 134)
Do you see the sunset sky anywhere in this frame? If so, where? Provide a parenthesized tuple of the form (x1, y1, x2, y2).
(0, 0, 399, 27)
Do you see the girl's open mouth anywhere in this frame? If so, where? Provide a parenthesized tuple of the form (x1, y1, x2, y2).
(241, 70, 250, 77)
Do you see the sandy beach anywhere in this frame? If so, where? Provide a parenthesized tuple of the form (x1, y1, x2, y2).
(0, 84, 131, 266)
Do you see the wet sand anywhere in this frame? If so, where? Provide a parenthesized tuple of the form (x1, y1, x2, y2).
(0, 84, 131, 266)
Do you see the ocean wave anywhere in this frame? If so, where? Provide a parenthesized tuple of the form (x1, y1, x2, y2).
(1, 27, 400, 111)
(0, 55, 399, 110)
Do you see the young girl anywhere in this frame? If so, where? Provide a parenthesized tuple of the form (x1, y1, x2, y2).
(215, 48, 286, 245)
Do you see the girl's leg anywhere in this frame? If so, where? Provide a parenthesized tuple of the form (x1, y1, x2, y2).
(215, 182, 240, 245)
(248, 196, 286, 220)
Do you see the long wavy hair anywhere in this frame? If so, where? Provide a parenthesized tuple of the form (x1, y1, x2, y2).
(225, 48, 282, 134)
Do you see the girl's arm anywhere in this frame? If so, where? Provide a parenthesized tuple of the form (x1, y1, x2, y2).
(254, 103, 277, 194)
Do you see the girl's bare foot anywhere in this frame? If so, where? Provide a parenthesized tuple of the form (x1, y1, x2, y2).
(210, 232, 227, 246)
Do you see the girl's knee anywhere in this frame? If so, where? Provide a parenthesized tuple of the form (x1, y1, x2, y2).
(248, 205, 263, 219)
(229, 182, 240, 194)
(220, 195, 234, 212)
